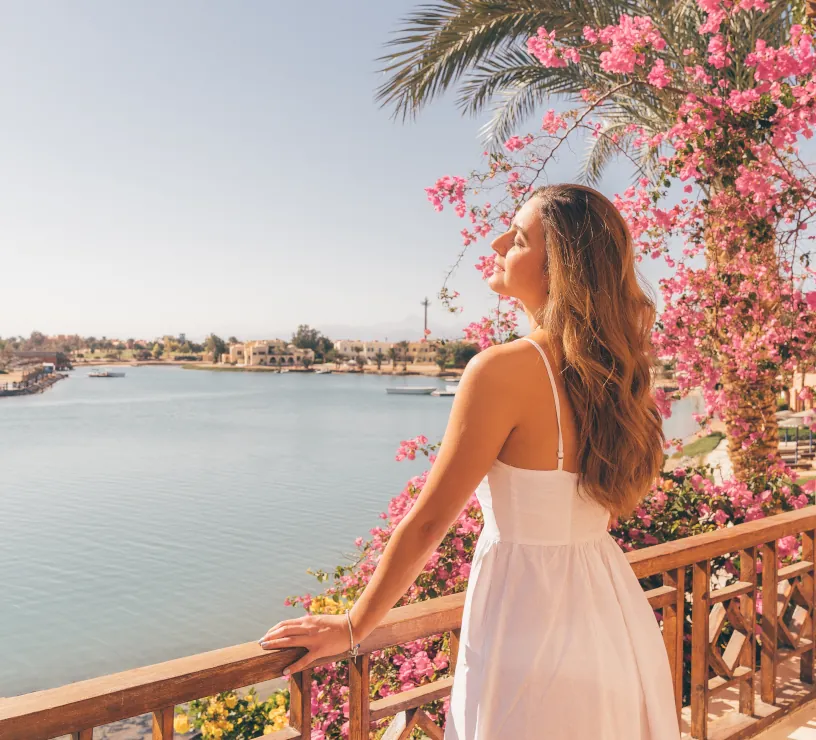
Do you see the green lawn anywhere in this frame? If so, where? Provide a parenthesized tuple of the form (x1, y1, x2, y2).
(669, 432, 726, 460)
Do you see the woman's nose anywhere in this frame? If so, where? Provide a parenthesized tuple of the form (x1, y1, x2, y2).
(491, 231, 509, 255)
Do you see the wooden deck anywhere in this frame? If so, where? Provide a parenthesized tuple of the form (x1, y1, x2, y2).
(4, 508, 816, 739)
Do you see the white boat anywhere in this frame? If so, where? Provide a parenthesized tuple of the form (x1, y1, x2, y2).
(386, 386, 437, 395)
(88, 369, 126, 378)
(315, 369, 333, 375)
(432, 388, 457, 397)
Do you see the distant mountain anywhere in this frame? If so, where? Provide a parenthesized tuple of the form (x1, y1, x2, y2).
(309, 314, 467, 342)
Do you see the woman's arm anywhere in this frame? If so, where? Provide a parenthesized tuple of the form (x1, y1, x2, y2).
(258, 347, 518, 673)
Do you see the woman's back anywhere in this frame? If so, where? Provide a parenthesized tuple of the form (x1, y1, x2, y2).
(443, 336, 679, 739)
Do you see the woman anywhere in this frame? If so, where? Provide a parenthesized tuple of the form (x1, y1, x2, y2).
(259, 184, 679, 739)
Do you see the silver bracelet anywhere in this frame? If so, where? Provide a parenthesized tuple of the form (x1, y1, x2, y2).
(345, 609, 361, 658)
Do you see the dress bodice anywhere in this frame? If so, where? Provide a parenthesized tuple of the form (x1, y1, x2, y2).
(477, 461, 610, 545)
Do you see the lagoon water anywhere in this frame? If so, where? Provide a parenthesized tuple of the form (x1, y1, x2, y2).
(0, 366, 701, 696)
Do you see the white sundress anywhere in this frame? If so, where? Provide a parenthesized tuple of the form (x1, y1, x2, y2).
(443, 337, 679, 740)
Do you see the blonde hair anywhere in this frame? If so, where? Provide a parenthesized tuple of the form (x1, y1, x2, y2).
(533, 184, 664, 517)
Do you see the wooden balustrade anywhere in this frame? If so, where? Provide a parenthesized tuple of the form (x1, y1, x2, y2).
(3, 507, 816, 740)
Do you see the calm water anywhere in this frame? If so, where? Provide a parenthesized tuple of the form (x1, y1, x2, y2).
(0, 367, 701, 696)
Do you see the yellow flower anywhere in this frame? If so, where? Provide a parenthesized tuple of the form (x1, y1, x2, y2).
(225, 694, 238, 709)
(263, 726, 274, 735)
(173, 714, 190, 734)
(275, 693, 286, 707)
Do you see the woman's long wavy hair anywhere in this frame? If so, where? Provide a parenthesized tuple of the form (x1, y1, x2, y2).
(532, 184, 664, 517)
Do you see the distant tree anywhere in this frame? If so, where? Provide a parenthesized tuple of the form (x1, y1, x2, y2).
(374, 351, 385, 371)
(126, 338, 135, 350)
(292, 325, 320, 351)
(451, 342, 479, 368)
(435, 346, 451, 372)
(355, 352, 366, 371)
(302, 355, 314, 370)
(398, 340, 410, 371)
(152, 343, 163, 359)
(228, 336, 239, 345)
(179, 342, 192, 354)
(205, 334, 227, 362)
(28, 331, 46, 348)
(388, 347, 398, 368)
(293, 325, 334, 361)
(316, 336, 334, 360)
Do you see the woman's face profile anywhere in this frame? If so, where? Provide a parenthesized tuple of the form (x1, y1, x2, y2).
(488, 197, 549, 310)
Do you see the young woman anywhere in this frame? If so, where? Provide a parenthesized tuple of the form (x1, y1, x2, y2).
(260, 184, 679, 739)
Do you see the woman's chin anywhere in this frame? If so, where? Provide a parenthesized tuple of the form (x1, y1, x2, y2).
(487, 272, 509, 295)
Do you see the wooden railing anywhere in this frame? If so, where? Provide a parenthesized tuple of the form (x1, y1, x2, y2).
(3, 507, 816, 740)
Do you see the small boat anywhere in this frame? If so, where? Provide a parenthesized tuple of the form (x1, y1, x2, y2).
(432, 389, 457, 397)
(315, 369, 333, 375)
(386, 386, 437, 395)
(88, 369, 126, 378)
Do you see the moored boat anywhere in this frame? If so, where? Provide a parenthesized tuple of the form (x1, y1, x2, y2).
(385, 386, 436, 395)
(88, 369, 126, 378)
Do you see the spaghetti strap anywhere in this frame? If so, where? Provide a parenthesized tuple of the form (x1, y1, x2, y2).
(519, 337, 564, 471)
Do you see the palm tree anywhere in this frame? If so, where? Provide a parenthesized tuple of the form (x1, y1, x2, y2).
(377, 0, 793, 170)
(355, 351, 367, 372)
(375, 351, 386, 371)
(388, 347, 398, 369)
(398, 340, 411, 372)
(377, 0, 800, 478)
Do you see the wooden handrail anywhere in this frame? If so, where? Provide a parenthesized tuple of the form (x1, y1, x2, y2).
(628, 506, 816, 578)
(0, 593, 464, 740)
(2, 508, 816, 740)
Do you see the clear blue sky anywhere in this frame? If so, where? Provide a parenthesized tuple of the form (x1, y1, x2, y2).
(0, 1, 662, 341)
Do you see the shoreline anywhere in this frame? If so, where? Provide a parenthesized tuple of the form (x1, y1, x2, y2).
(0, 372, 67, 398)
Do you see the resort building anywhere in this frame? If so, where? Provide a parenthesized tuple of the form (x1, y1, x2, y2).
(331, 339, 438, 364)
(225, 340, 314, 367)
(405, 340, 439, 363)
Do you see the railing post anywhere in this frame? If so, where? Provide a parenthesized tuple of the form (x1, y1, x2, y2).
(801, 530, 815, 684)
(348, 654, 371, 740)
(152, 706, 174, 739)
(449, 628, 461, 675)
(691, 558, 710, 739)
(662, 567, 685, 723)
(70, 732, 93, 740)
(289, 669, 312, 736)
(739, 547, 757, 716)
(761, 539, 779, 705)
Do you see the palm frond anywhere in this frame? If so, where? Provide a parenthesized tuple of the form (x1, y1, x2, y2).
(579, 122, 634, 186)
(376, 0, 637, 120)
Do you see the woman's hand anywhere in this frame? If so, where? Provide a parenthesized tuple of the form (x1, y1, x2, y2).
(258, 613, 352, 675)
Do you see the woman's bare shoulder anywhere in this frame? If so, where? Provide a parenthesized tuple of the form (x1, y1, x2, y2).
(460, 338, 541, 388)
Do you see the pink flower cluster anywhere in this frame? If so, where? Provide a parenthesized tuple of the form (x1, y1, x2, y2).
(425, 175, 467, 215)
(583, 15, 667, 74)
(526, 27, 580, 68)
(541, 109, 568, 134)
(395, 435, 430, 462)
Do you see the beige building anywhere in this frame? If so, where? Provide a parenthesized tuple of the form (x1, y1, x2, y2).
(226, 340, 314, 367)
(331, 339, 439, 364)
(405, 340, 439, 363)
(787, 371, 816, 412)
(333, 340, 395, 363)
